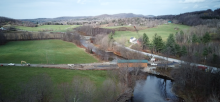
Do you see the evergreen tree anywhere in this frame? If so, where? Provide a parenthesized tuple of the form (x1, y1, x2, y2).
(181, 45, 187, 56)
(143, 33, 150, 49)
(174, 44, 181, 57)
(202, 32, 211, 43)
(166, 34, 176, 55)
(153, 34, 164, 53)
(192, 34, 198, 43)
(166, 34, 175, 47)
(203, 47, 208, 57)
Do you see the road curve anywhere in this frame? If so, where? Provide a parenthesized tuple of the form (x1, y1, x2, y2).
(114, 42, 219, 71)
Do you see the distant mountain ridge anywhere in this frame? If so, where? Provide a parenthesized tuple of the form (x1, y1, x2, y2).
(94, 13, 154, 18)
(19, 13, 155, 23)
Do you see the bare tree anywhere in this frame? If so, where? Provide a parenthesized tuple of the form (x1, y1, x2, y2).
(59, 76, 96, 102)
(98, 79, 125, 102)
(0, 31, 6, 45)
(15, 73, 54, 102)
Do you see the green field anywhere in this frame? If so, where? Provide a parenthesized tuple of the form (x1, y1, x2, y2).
(16, 25, 81, 32)
(113, 24, 190, 42)
(0, 66, 107, 95)
(0, 40, 98, 64)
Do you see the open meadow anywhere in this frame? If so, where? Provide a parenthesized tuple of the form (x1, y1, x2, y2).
(0, 66, 108, 102)
(15, 25, 81, 32)
(0, 40, 98, 64)
(0, 66, 107, 91)
(112, 23, 190, 43)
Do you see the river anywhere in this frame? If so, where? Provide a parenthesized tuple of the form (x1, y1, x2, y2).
(132, 75, 183, 102)
(80, 39, 124, 62)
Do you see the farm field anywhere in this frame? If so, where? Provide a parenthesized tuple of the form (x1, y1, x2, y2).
(113, 23, 190, 43)
(0, 40, 98, 64)
(15, 25, 81, 32)
(0, 66, 107, 99)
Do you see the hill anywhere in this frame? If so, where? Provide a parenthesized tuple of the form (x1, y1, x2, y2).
(19, 13, 155, 24)
(0, 16, 35, 27)
(154, 8, 220, 27)
(94, 13, 154, 19)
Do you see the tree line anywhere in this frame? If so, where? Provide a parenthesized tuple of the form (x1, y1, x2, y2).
(171, 64, 220, 102)
(0, 31, 63, 46)
(62, 30, 81, 46)
(74, 26, 115, 36)
(4, 32, 63, 41)
(0, 31, 7, 45)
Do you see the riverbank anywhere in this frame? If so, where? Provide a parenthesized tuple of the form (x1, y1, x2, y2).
(148, 67, 185, 101)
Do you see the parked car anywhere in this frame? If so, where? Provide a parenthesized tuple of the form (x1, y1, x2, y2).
(68, 64, 74, 67)
(8, 63, 15, 66)
(151, 63, 157, 66)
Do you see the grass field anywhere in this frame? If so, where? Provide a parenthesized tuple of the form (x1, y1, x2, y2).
(16, 25, 81, 32)
(113, 24, 190, 43)
(0, 40, 98, 64)
(0, 66, 107, 95)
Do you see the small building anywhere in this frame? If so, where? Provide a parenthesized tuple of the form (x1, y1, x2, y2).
(150, 57, 156, 62)
(168, 21, 172, 23)
(117, 60, 148, 68)
(0, 27, 6, 30)
(129, 37, 137, 44)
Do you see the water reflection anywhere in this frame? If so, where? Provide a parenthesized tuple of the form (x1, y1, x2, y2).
(133, 75, 181, 102)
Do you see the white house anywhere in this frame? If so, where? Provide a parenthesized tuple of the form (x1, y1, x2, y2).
(129, 37, 137, 44)
(150, 57, 156, 62)
(0, 27, 6, 30)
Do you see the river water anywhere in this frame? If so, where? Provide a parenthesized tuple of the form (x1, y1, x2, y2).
(132, 75, 182, 102)
(80, 39, 123, 62)
(80, 37, 182, 102)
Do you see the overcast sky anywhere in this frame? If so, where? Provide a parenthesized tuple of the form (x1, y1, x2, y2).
(0, 0, 220, 19)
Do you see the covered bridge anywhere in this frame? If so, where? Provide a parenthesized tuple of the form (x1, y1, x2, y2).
(117, 60, 148, 68)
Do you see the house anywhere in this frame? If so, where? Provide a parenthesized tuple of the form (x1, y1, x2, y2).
(129, 37, 137, 44)
(150, 57, 156, 62)
(0, 27, 6, 30)
(117, 60, 148, 68)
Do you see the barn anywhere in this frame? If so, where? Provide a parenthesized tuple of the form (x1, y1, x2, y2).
(117, 60, 148, 68)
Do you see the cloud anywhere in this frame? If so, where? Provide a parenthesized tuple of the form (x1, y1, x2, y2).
(193, 4, 199, 8)
(179, 0, 205, 3)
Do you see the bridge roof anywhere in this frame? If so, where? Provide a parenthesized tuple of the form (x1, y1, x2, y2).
(117, 60, 148, 63)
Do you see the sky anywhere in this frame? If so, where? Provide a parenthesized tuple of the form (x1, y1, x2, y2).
(0, 0, 220, 19)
